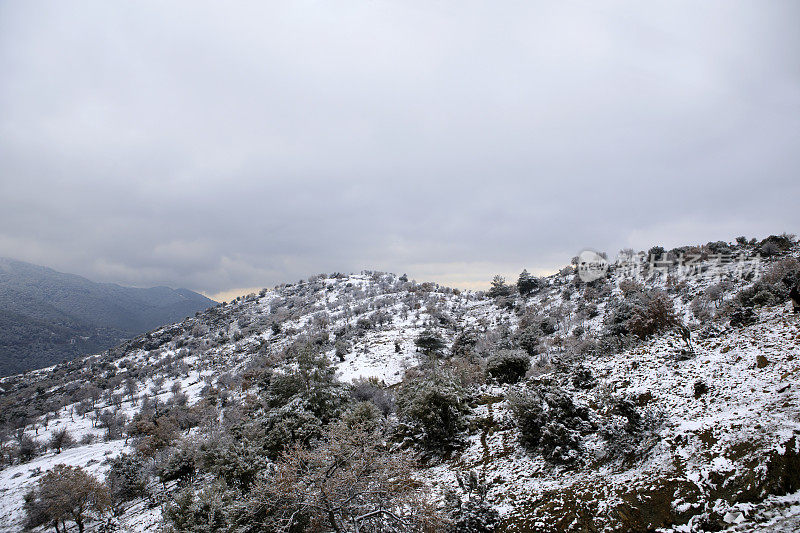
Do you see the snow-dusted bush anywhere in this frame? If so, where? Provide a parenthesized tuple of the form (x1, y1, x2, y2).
(539, 317, 557, 335)
(733, 282, 783, 309)
(107, 453, 149, 512)
(694, 380, 709, 398)
(690, 295, 712, 321)
(732, 257, 800, 310)
(98, 410, 127, 441)
(604, 298, 636, 339)
(626, 290, 678, 340)
(340, 400, 383, 434)
(351, 378, 394, 416)
(757, 233, 796, 256)
(414, 328, 447, 362)
(163, 480, 236, 532)
(396, 374, 469, 451)
(156, 443, 197, 487)
(451, 329, 480, 359)
(600, 397, 664, 461)
(515, 325, 541, 356)
(507, 384, 594, 464)
(488, 275, 513, 298)
(486, 350, 530, 384)
(334, 338, 350, 361)
(571, 367, 598, 390)
(267, 343, 350, 425)
(196, 432, 270, 490)
(126, 399, 190, 456)
(235, 422, 443, 533)
(262, 405, 324, 459)
(516, 269, 541, 296)
(447, 498, 500, 532)
(445, 470, 500, 532)
(16, 433, 40, 463)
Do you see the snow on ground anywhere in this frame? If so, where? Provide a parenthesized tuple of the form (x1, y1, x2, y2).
(334, 329, 416, 385)
(420, 306, 800, 531)
(0, 440, 127, 532)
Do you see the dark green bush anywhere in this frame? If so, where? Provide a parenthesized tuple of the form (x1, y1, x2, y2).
(107, 454, 148, 511)
(451, 330, 480, 359)
(262, 405, 324, 459)
(572, 367, 597, 390)
(351, 378, 394, 416)
(515, 326, 541, 356)
(486, 350, 530, 384)
(488, 275, 513, 298)
(396, 375, 468, 450)
(163, 481, 237, 532)
(507, 384, 593, 463)
(447, 498, 500, 533)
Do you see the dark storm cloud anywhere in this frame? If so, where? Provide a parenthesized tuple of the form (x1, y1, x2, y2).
(1, 1, 799, 295)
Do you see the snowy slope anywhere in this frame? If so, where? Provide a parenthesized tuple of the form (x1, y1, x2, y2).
(1, 245, 800, 532)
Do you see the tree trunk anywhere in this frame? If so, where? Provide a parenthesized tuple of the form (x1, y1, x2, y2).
(327, 509, 342, 533)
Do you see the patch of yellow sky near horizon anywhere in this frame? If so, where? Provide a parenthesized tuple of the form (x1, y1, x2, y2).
(203, 287, 263, 303)
(202, 265, 558, 303)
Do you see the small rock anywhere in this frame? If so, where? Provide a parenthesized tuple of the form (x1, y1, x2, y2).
(637, 391, 654, 406)
(756, 355, 769, 368)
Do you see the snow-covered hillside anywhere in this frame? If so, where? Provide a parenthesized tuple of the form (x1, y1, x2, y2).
(1, 236, 799, 532)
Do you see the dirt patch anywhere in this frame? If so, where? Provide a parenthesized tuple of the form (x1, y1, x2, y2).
(498, 476, 703, 533)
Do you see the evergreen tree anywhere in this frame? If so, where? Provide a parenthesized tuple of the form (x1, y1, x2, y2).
(516, 269, 539, 296)
(414, 329, 447, 362)
(488, 275, 512, 298)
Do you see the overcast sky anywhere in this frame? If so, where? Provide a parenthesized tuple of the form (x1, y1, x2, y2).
(1, 1, 798, 300)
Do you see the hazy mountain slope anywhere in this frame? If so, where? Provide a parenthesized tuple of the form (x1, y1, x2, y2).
(0, 258, 216, 376)
(0, 309, 113, 375)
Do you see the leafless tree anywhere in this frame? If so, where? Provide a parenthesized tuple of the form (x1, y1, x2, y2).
(124, 379, 139, 406)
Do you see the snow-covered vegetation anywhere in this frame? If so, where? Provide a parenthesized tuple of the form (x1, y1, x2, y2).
(1, 234, 799, 532)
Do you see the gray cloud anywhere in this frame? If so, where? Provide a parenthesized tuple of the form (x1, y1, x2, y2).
(1, 1, 798, 295)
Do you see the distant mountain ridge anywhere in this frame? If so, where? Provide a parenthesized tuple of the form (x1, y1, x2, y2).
(0, 258, 216, 376)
